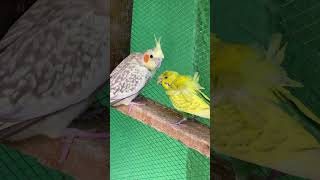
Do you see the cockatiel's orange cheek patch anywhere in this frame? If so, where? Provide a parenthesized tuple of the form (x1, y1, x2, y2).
(144, 54, 149, 63)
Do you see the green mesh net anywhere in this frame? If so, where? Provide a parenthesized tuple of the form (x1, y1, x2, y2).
(110, 0, 210, 179)
(130, 0, 210, 126)
(212, 0, 320, 179)
(0, 145, 74, 180)
(110, 108, 209, 180)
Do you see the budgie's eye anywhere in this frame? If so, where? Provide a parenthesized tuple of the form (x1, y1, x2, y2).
(150, 55, 153, 58)
(164, 76, 168, 79)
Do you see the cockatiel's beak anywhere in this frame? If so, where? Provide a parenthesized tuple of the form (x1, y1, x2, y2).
(156, 58, 162, 68)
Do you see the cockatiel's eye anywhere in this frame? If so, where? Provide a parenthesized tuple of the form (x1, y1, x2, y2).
(150, 54, 153, 58)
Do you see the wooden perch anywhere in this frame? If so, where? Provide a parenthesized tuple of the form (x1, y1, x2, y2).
(115, 97, 210, 157)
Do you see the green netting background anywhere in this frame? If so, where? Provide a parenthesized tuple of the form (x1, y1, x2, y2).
(0, 144, 74, 180)
(110, 0, 210, 179)
(110, 108, 209, 180)
(130, 0, 210, 126)
(212, 0, 320, 179)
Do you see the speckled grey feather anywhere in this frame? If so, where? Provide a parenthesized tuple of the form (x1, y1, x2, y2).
(0, 0, 109, 139)
(110, 53, 152, 106)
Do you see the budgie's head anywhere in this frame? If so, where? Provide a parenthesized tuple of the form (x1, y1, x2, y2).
(141, 36, 164, 71)
(157, 71, 179, 90)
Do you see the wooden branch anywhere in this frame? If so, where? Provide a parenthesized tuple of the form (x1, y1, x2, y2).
(115, 97, 210, 157)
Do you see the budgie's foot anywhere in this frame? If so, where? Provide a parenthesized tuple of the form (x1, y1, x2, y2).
(175, 117, 188, 125)
(59, 128, 109, 163)
(128, 102, 145, 114)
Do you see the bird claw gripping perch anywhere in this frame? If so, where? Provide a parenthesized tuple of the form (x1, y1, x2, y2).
(174, 117, 188, 125)
(59, 128, 109, 163)
(128, 102, 146, 114)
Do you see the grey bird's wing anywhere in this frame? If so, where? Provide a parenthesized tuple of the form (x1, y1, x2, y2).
(110, 54, 151, 105)
(0, 0, 109, 130)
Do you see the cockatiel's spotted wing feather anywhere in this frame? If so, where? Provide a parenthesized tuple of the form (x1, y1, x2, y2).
(0, 0, 108, 127)
(110, 53, 140, 77)
(110, 54, 151, 105)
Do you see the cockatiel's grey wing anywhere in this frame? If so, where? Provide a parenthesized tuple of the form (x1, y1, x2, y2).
(110, 53, 141, 77)
(110, 54, 151, 105)
(0, 0, 108, 127)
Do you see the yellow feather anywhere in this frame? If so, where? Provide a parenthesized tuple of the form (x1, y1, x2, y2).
(212, 33, 320, 179)
(158, 71, 210, 119)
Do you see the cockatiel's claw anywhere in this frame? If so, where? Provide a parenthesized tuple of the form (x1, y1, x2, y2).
(128, 102, 146, 114)
(59, 128, 109, 163)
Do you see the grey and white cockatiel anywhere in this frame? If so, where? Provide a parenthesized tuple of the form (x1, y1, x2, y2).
(0, 0, 109, 145)
(110, 38, 164, 110)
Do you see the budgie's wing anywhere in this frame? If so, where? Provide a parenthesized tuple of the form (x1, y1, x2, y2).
(110, 56, 151, 104)
(172, 78, 210, 119)
(0, 0, 108, 125)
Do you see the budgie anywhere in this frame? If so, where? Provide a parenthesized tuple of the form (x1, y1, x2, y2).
(157, 71, 210, 125)
(110, 37, 164, 112)
(0, 0, 108, 161)
(212, 33, 320, 179)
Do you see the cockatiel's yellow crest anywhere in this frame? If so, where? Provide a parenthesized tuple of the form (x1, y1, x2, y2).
(153, 35, 164, 59)
(158, 71, 210, 124)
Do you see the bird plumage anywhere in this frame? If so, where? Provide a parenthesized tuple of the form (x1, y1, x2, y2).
(212, 33, 320, 179)
(110, 38, 164, 106)
(0, 0, 108, 140)
(158, 71, 210, 119)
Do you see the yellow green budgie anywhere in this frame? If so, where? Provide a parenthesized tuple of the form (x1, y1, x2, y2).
(157, 71, 210, 125)
(212, 32, 320, 179)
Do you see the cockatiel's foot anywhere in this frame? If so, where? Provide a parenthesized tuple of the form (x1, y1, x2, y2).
(59, 128, 109, 163)
(128, 102, 146, 114)
(174, 117, 188, 125)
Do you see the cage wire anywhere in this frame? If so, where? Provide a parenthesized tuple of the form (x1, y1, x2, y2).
(130, 0, 210, 126)
(110, 0, 210, 179)
(110, 108, 209, 180)
(212, 0, 320, 179)
(0, 144, 74, 180)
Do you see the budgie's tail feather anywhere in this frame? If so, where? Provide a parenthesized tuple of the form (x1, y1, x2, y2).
(192, 72, 210, 102)
(277, 87, 320, 125)
(197, 109, 210, 119)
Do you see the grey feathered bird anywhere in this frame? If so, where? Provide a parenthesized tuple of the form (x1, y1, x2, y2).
(110, 38, 164, 110)
(0, 0, 109, 145)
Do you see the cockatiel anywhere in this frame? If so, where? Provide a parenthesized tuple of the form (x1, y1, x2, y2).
(157, 71, 210, 125)
(110, 37, 164, 110)
(0, 0, 108, 160)
(212, 33, 320, 179)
